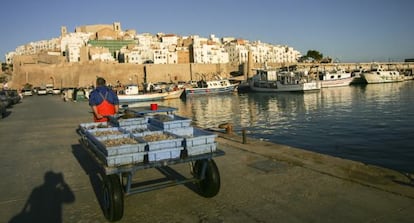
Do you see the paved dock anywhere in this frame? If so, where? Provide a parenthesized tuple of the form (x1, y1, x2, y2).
(0, 95, 413, 223)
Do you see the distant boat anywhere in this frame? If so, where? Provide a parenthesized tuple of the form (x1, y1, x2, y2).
(117, 85, 184, 103)
(249, 68, 320, 92)
(350, 69, 367, 85)
(184, 79, 238, 96)
(319, 67, 355, 88)
(237, 80, 251, 93)
(360, 63, 404, 84)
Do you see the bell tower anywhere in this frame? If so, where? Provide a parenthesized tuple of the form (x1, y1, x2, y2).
(113, 22, 121, 32)
(61, 26, 67, 37)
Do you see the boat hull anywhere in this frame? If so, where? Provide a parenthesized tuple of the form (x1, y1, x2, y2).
(249, 81, 320, 92)
(185, 85, 237, 96)
(118, 89, 183, 103)
(360, 72, 405, 84)
(321, 77, 355, 88)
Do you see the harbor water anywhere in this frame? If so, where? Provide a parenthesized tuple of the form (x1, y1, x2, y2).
(129, 81, 414, 173)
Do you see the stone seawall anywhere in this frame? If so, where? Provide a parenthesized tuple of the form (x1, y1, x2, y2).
(8, 60, 414, 89)
(9, 61, 238, 89)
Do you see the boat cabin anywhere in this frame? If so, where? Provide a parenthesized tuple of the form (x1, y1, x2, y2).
(124, 85, 139, 95)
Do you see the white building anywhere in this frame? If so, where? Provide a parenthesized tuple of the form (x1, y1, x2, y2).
(225, 40, 301, 65)
(123, 50, 143, 64)
(153, 48, 168, 64)
(135, 33, 156, 48)
(5, 52, 16, 64)
(225, 41, 249, 65)
(209, 34, 221, 44)
(192, 35, 229, 64)
(248, 41, 269, 64)
(193, 43, 229, 64)
(161, 34, 178, 45)
(5, 24, 302, 65)
(66, 43, 81, 62)
(89, 46, 115, 62)
(61, 32, 91, 62)
(167, 50, 178, 64)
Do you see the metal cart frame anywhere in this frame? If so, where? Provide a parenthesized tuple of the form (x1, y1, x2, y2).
(77, 106, 225, 222)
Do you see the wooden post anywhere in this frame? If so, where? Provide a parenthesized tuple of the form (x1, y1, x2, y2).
(242, 128, 247, 144)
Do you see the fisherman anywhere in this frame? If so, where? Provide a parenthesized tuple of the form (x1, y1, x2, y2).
(88, 77, 119, 122)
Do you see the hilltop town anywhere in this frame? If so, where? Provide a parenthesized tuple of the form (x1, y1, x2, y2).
(3, 22, 413, 90)
(4, 22, 300, 66)
(6, 22, 301, 64)
(1, 22, 306, 89)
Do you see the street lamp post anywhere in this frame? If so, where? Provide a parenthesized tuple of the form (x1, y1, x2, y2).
(134, 75, 139, 85)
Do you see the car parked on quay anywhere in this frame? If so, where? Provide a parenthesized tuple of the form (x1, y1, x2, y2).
(0, 102, 6, 118)
(52, 88, 61, 95)
(0, 90, 12, 108)
(22, 89, 33, 96)
(4, 89, 21, 104)
(37, 88, 47, 95)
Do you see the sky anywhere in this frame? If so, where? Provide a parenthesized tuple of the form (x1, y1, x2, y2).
(1, 0, 413, 63)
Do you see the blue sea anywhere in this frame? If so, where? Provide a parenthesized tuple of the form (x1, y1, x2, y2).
(129, 81, 414, 173)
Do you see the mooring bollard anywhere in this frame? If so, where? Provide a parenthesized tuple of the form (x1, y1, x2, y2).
(226, 124, 233, 134)
(218, 123, 233, 134)
(242, 128, 247, 144)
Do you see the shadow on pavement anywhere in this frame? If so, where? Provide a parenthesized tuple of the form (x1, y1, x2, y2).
(8, 171, 75, 223)
(71, 144, 106, 214)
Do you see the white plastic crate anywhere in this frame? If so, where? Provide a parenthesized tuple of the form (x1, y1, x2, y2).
(166, 127, 194, 137)
(110, 116, 148, 127)
(176, 127, 217, 147)
(105, 151, 146, 166)
(85, 127, 125, 147)
(149, 114, 191, 130)
(186, 142, 217, 156)
(86, 127, 124, 137)
(79, 122, 111, 133)
(137, 131, 183, 151)
(120, 125, 162, 137)
(95, 134, 147, 156)
(148, 147, 183, 162)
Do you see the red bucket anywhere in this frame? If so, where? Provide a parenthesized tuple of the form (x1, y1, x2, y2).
(150, 103, 158, 110)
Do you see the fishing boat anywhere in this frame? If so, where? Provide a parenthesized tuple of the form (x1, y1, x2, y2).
(184, 78, 238, 96)
(319, 67, 355, 88)
(117, 85, 184, 103)
(249, 68, 320, 92)
(360, 63, 404, 84)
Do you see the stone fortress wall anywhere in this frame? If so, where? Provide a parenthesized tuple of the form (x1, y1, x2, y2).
(8, 54, 414, 89)
(9, 56, 239, 88)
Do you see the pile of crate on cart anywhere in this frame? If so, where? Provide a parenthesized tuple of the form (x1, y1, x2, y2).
(79, 114, 217, 167)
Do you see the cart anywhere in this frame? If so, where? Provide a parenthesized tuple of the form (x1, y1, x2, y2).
(77, 106, 225, 222)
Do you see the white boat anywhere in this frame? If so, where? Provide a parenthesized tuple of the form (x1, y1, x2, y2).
(184, 79, 238, 96)
(249, 68, 320, 92)
(360, 63, 404, 84)
(117, 85, 184, 103)
(319, 67, 355, 88)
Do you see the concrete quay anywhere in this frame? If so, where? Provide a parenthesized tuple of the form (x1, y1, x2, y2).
(0, 95, 413, 223)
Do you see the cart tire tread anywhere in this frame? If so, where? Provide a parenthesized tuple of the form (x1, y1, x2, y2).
(102, 174, 124, 222)
(194, 159, 221, 197)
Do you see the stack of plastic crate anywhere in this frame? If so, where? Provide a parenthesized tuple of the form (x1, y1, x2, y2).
(150, 114, 218, 157)
(136, 131, 184, 162)
(79, 122, 112, 134)
(148, 114, 192, 130)
(108, 116, 148, 127)
(84, 126, 147, 166)
(168, 127, 217, 157)
(142, 114, 193, 161)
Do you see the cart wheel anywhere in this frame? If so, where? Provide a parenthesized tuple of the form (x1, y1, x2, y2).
(102, 174, 124, 222)
(194, 159, 221, 198)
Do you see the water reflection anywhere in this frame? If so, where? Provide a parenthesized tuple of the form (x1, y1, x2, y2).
(127, 81, 414, 172)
